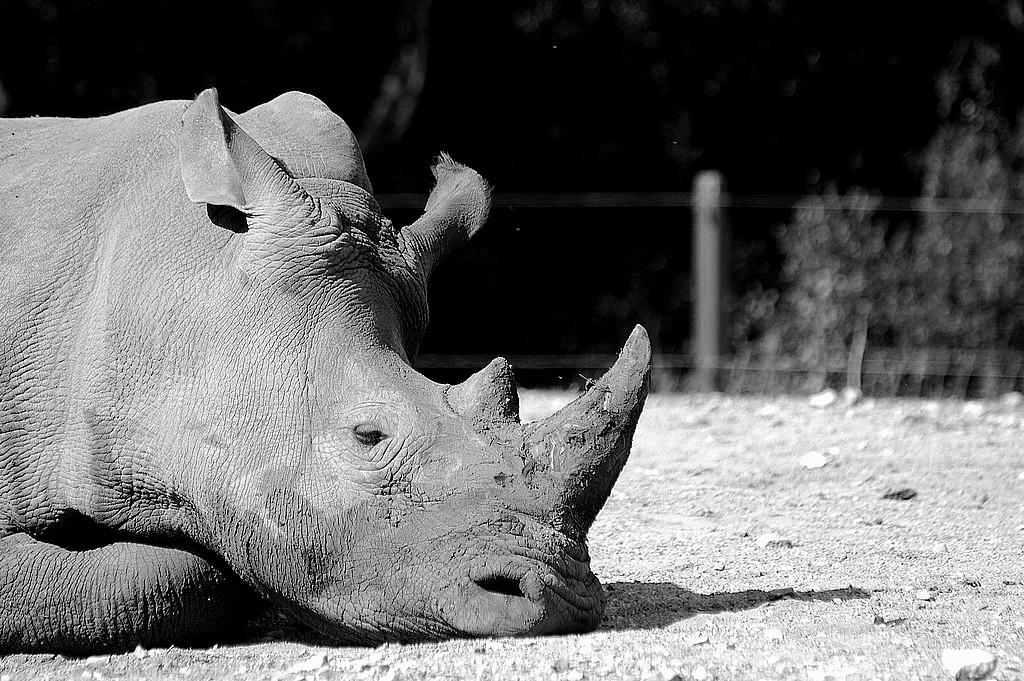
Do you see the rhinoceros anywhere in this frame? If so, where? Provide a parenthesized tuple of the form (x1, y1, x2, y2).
(0, 88, 651, 653)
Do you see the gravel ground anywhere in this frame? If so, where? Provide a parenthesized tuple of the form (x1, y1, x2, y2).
(2, 391, 1022, 680)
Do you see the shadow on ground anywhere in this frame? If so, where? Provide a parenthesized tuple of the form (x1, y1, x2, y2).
(601, 582, 871, 631)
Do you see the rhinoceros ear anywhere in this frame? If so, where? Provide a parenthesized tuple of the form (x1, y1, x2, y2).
(237, 91, 374, 194)
(404, 154, 490, 279)
(179, 88, 308, 216)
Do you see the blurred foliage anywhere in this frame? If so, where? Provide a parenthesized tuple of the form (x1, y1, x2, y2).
(4, 1, 1024, 366)
(736, 36, 1024, 368)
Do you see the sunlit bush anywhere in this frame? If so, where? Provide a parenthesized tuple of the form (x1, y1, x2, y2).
(736, 41, 1024, 371)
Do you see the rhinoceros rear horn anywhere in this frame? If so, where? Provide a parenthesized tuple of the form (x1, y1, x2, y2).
(448, 357, 520, 428)
(404, 154, 491, 279)
(179, 88, 308, 218)
(525, 325, 652, 537)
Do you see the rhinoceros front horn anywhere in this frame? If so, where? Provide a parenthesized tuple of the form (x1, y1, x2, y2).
(524, 325, 652, 537)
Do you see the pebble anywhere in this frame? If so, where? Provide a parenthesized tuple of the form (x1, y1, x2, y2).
(756, 532, 795, 549)
(799, 451, 828, 469)
(915, 589, 934, 601)
(763, 627, 784, 641)
(1000, 391, 1024, 407)
(962, 402, 986, 417)
(809, 389, 838, 408)
(841, 386, 863, 404)
(684, 632, 710, 646)
(882, 487, 918, 501)
(286, 652, 328, 674)
(941, 649, 997, 680)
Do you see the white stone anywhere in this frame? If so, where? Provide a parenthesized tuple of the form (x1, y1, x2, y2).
(286, 653, 328, 674)
(684, 632, 710, 646)
(962, 402, 986, 417)
(809, 389, 838, 408)
(941, 649, 997, 680)
(800, 451, 828, 469)
(1000, 391, 1024, 407)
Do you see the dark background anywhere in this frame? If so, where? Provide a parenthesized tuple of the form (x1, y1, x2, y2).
(3, 0, 1023, 385)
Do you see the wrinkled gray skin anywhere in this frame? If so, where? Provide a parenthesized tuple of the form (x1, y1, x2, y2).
(0, 89, 651, 654)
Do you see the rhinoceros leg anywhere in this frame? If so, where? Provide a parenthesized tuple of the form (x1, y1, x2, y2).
(0, 533, 261, 654)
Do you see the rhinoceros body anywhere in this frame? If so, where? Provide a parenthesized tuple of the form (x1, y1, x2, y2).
(0, 90, 651, 653)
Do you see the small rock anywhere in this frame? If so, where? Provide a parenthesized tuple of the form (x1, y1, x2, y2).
(552, 658, 572, 673)
(769, 587, 795, 600)
(684, 632, 710, 646)
(809, 389, 838, 408)
(882, 487, 918, 500)
(756, 533, 795, 549)
(758, 404, 782, 417)
(931, 542, 948, 553)
(962, 402, 986, 417)
(566, 671, 585, 681)
(286, 652, 328, 674)
(800, 451, 828, 469)
(915, 589, 934, 601)
(841, 386, 862, 405)
(763, 627, 784, 641)
(660, 669, 683, 681)
(941, 649, 997, 680)
(319, 671, 346, 681)
(1000, 391, 1024, 407)
(132, 645, 147, 659)
(1016, 471, 1024, 481)
(692, 666, 709, 681)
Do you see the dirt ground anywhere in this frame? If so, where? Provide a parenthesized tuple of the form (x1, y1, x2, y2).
(2, 391, 1022, 680)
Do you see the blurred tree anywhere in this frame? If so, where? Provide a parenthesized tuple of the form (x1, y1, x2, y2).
(736, 31, 1024, 382)
(900, 37, 1024, 350)
(5, 0, 1024, 367)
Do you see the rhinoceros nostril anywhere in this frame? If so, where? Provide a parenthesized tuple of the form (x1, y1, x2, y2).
(474, 575, 525, 598)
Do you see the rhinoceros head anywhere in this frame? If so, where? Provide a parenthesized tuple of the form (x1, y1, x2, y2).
(174, 89, 651, 643)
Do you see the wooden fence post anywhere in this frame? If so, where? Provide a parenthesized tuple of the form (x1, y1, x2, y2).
(692, 171, 727, 392)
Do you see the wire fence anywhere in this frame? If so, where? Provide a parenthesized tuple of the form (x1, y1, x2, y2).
(379, 191, 1024, 213)
(390, 189, 1024, 400)
(416, 348, 1024, 399)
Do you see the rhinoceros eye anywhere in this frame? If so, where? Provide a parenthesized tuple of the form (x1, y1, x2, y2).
(352, 423, 387, 447)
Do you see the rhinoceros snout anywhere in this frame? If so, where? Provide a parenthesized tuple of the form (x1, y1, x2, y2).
(440, 558, 604, 638)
